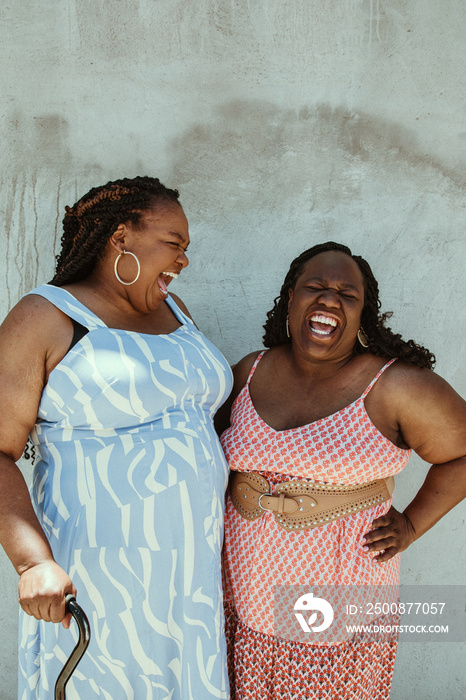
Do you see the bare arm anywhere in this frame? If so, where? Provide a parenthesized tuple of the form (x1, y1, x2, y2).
(363, 366, 466, 562)
(0, 296, 76, 626)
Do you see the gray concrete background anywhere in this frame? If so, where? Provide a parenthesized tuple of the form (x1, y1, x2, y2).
(1, 1, 465, 698)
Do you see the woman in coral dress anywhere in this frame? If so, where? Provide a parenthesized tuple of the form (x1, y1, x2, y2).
(216, 242, 466, 700)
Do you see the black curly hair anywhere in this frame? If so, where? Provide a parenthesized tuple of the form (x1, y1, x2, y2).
(51, 176, 181, 286)
(263, 241, 435, 370)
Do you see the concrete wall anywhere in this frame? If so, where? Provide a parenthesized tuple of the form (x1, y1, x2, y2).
(1, 1, 465, 698)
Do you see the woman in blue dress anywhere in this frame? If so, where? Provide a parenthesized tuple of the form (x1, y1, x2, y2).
(0, 176, 232, 699)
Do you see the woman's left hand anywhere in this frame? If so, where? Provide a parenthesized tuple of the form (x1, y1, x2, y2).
(362, 506, 416, 563)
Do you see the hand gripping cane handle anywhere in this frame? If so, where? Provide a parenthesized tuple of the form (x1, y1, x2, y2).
(54, 594, 91, 700)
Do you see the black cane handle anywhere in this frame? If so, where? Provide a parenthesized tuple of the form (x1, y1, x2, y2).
(54, 594, 91, 700)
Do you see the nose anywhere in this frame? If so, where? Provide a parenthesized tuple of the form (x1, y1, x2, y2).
(177, 250, 189, 268)
(316, 289, 340, 307)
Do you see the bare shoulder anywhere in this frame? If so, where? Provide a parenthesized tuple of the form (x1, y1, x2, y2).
(0, 294, 64, 341)
(214, 350, 263, 435)
(379, 360, 466, 461)
(232, 351, 263, 389)
(0, 293, 74, 379)
(379, 360, 464, 407)
(169, 293, 193, 320)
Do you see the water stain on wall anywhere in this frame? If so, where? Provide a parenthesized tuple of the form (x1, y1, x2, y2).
(1, 98, 464, 343)
(69, 0, 395, 70)
(1, 112, 75, 307)
(5, 111, 72, 172)
(166, 98, 465, 363)
(168, 98, 464, 223)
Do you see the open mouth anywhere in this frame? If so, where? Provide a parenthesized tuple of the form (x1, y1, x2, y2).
(157, 271, 179, 296)
(307, 313, 339, 338)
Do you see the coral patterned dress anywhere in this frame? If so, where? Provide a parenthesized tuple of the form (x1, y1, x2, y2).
(221, 352, 411, 700)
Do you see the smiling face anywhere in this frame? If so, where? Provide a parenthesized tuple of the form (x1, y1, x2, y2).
(109, 202, 190, 309)
(287, 251, 365, 362)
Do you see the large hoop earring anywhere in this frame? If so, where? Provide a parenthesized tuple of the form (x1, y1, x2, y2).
(114, 250, 141, 286)
(286, 315, 291, 338)
(357, 328, 369, 348)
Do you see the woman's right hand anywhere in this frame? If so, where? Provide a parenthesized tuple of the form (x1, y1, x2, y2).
(18, 561, 77, 629)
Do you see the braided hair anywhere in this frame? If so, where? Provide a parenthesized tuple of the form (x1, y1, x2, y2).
(263, 241, 435, 370)
(51, 176, 181, 286)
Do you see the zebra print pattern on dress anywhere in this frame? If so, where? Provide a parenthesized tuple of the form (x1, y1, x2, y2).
(18, 284, 232, 700)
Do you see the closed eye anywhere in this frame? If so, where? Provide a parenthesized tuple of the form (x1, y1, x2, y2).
(305, 285, 358, 300)
(167, 241, 189, 253)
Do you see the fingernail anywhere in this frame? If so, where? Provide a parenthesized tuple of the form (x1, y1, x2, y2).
(363, 546, 369, 552)
(362, 537, 367, 543)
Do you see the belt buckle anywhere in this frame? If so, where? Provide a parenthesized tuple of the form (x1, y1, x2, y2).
(258, 492, 273, 511)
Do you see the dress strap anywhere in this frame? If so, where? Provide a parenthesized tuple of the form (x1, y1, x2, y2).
(165, 294, 190, 326)
(25, 284, 107, 330)
(246, 350, 267, 386)
(360, 358, 398, 399)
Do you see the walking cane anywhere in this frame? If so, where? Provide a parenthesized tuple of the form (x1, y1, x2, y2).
(54, 594, 91, 700)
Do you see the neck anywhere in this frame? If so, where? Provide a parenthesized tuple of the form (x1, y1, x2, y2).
(284, 344, 357, 382)
(65, 268, 163, 319)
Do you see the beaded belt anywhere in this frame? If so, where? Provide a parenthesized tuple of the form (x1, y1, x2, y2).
(230, 471, 394, 531)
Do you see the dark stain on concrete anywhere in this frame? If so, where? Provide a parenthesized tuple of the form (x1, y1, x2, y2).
(166, 99, 465, 254)
(33, 115, 70, 165)
(169, 100, 465, 201)
(5, 111, 72, 173)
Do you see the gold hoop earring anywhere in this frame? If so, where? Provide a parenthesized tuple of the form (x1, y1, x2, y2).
(357, 328, 369, 348)
(114, 250, 141, 286)
(286, 315, 291, 338)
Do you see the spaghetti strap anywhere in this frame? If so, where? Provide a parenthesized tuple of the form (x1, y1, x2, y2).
(246, 350, 267, 386)
(360, 358, 398, 399)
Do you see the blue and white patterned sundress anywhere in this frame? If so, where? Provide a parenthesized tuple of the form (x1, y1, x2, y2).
(18, 284, 233, 700)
